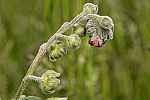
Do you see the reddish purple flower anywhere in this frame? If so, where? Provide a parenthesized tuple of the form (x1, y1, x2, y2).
(88, 38, 102, 47)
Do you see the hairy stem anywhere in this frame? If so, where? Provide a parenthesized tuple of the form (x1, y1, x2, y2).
(14, 9, 88, 100)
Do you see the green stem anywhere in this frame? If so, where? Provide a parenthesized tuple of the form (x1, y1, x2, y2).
(25, 75, 40, 82)
(14, 75, 40, 100)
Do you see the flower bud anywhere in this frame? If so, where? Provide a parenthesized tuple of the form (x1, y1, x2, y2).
(100, 16, 114, 32)
(73, 24, 86, 37)
(83, 3, 98, 14)
(100, 16, 114, 40)
(67, 34, 81, 50)
(46, 41, 67, 61)
(38, 70, 60, 94)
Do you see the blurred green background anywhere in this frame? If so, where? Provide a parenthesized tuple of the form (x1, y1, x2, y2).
(0, 0, 150, 99)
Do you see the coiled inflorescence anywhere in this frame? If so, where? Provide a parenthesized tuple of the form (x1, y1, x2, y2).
(45, 3, 114, 62)
(14, 3, 115, 100)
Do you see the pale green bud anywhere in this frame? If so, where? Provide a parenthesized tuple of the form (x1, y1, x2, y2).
(83, 3, 98, 14)
(100, 16, 114, 32)
(67, 34, 81, 50)
(100, 16, 114, 39)
(46, 41, 67, 61)
(73, 24, 86, 37)
(38, 70, 60, 94)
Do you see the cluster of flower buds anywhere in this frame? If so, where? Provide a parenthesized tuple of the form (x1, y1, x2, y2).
(46, 34, 81, 61)
(86, 15, 114, 47)
(72, 15, 114, 48)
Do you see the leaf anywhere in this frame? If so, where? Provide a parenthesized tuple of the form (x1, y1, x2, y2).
(46, 97, 68, 100)
(18, 95, 41, 100)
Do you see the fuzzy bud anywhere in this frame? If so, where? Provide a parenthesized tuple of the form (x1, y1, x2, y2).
(46, 41, 67, 61)
(83, 3, 98, 14)
(38, 70, 60, 94)
(100, 16, 114, 31)
(100, 16, 114, 39)
(73, 24, 86, 37)
(67, 34, 81, 49)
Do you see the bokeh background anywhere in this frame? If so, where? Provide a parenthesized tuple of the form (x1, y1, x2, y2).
(0, 0, 150, 99)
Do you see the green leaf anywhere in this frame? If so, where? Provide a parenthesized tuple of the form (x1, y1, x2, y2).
(46, 97, 67, 100)
(18, 95, 41, 100)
